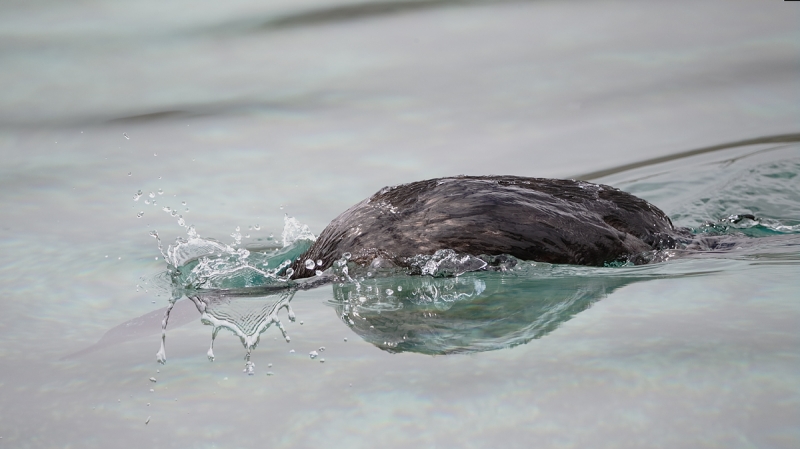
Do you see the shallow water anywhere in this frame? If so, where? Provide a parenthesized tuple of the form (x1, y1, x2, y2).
(1, 0, 799, 448)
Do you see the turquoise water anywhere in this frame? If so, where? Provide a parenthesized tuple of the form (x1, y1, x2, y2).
(1, 0, 799, 448)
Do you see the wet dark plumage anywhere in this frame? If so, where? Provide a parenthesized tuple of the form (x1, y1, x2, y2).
(290, 176, 687, 279)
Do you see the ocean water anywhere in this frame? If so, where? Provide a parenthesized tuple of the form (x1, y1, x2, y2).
(1, 0, 799, 448)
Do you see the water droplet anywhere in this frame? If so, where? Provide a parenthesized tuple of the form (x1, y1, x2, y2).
(267, 363, 273, 368)
(289, 349, 295, 353)
(137, 212, 144, 218)
(145, 416, 151, 425)
(397, 286, 403, 291)
(266, 372, 274, 376)
(318, 347, 325, 352)
(343, 337, 348, 342)
(285, 268, 294, 277)
(254, 224, 261, 230)
(386, 289, 394, 296)
(320, 358, 325, 363)
(315, 270, 323, 276)
(243, 361, 255, 375)
(181, 201, 186, 206)
(149, 377, 157, 383)
(149, 389, 154, 392)
(343, 252, 352, 260)
(162, 206, 171, 212)
(144, 199, 150, 205)
(309, 351, 318, 359)
(128, 172, 132, 176)
(279, 205, 284, 210)
(300, 321, 304, 325)
(133, 190, 142, 201)
(154, 153, 157, 157)
(157, 189, 164, 195)
(304, 259, 315, 270)
(149, 192, 155, 198)
(123, 132, 130, 139)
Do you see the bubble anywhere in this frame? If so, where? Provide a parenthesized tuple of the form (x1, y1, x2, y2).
(137, 212, 144, 218)
(285, 268, 294, 277)
(397, 286, 403, 291)
(123, 133, 130, 140)
(386, 289, 394, 296)
(309, 351, 318, 359)
(254, 224, 261, 230)
(343, 252, 352, 260)
(304, 259, 315, 270)
(367, 272, 373, 277)
(315, 270, 323, 276)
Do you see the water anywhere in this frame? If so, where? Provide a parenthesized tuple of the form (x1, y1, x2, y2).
(1, 0, 799, 448)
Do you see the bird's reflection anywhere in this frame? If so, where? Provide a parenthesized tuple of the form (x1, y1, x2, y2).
(326, 272, 640, 355)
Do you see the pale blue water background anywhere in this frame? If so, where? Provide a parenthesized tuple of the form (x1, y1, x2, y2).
(0, 0, 799, 448)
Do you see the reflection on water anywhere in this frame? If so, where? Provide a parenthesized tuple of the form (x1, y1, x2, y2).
(330, 270, 640, 355)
